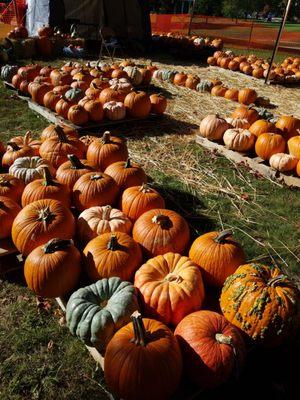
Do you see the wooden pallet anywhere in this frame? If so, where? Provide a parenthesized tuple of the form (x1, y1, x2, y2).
(196, 135, 300, 188)
(0, 239, 23, 278)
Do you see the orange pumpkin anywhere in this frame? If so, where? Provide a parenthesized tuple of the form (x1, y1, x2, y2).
(67, 105, 89, 126)
(189, 230, 245, 287)
(275, 115, 300, 140)
(55, 155, 94, 190)
(55, 96, 76, 119)
(40, 124, 79, 142)
(173, 72, 187, 86)
(238, 88, 258, 105)
(255, 133, 286, 160)
(287, 136, 300, 159)
(224, 88, 239, 101)
(83, 99, 104, 122)
(31, 83, 53, 105)
(104, 158, 147, 190)
(231, 106, 259, 124)
(149, 94, 167, 114)
(132, 209, 190, 257)
(124, 91, 151, 118)
(99, 87, 123, 104)
(0, 196, 21, 239)
(211, 85, 227, 97)
(43, 90, 61, 111)
(2, 142, 35, 169)
(0, 174, 25, 203)
(185, 75, 200, 90)
(10, 131, 41, 156)
(249, 119, 277, 136)
(134, 252, 205, 325)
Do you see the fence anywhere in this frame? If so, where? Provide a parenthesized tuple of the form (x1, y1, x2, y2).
(0, 0, 26, 38)
(150, 13, 300, 53)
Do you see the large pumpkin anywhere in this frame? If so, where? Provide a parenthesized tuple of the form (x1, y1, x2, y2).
(175, 310, 246, 388)
(104, 311, 182, 400)
(220, 263, 300, 346)
(83, 232, 142, 281)
(39, 127, 86, 168)
(199, 114, 230, 141)
(78, 205, 132, 244)
(132, 209, 190, 257)
(55, 155, 94, 190)
(124, 91, 151, 118)
(0, 196, 21, 239)
(86, 132, 128, 171)
(24, 238, 81, 298)
(21, 167, 71, 208)
(249, 119, 277, 137)
(120, 183, 165, 222)
(275, 115, 300, 140)
(255, 133, 286, 160)
(134, 252, 205, 325)
(66, 277, 139, 352)
(72, 172, 119, 211)
(287, 135, 300, 159)
(189, 230, 245, 287)
(104, 159, 147, 190)
(0, 174, 25, 203)
(9, 156, 56, 184)
(12, 199, 75, 256)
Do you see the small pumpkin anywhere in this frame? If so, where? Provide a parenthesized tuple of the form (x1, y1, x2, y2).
(185, 75, 200, 90)
(104, 311, 182, 400)
(196, 80, 213, 93)
(269, 153, 298, 172)
(66, 277, 139, 352)
(10, 131, 41, 156)
(72, 172, 119, 212)
(2, 142, 35, 169)
(65, 87, 84, 102)
(220, 263, 300, 346)
(123, 66, 143, 85)
(132, 209, 190, 257)
(0, 196, 21, 239)
(83, 99, 104, 122)
(24, 238, 81, 298)
(238, 88, 258, 105)
(12, 199, 75, 256)
(149, 94, 167, 114)
(175, 310, 246, 389)
(255, 133, 286, 160)
(249, 119, 277, 136)
(211, 85, 228, 97)
(31, 83, 53, 106)
(135, 252, 205, 325)
(224, 88, 239, 101)
(199, 114, 230, 141)
(223, 128, 256, 152)
(189, 230, 245, 287)
(55, 155, 94, 190)
(55, 96, 76, 119)
(104, 158, 147, 190)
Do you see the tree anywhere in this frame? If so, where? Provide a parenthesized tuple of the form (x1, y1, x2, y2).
(222, 0, 245, 18)
(194, 0, 222, 16)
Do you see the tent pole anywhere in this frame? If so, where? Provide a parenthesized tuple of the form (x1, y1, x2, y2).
(188, 0, 196, 36)
(264, 0, 293, 84)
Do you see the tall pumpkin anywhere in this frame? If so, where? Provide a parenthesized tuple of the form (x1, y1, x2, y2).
(189, 230, 245, 287)
(55, 155, 94, 190)
(132, 208, 190, 257)
(104, 311, 182, 400)
(0, 196, 21, 239)
(220, 263, 300, 346)
(86, 132, 128, 171)
(175, 310, 246, 389)
(104, 159, 147, 190)
(24, 238, 81, 298)
(12, 199, 75, 256)
(134, 252, 205, 325)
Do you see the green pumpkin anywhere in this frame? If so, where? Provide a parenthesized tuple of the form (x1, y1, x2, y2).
(66, 277, 138, 352)
(196, 80, 213, 93)
(256, 107, 274, 121)
(65, 87, 84, 102)
(0, 64, 18, 82)
(162, 70, 177, 83)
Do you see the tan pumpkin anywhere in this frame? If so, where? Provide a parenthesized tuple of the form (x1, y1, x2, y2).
(269, 153, 298, 172)
(225, 117, 250, 129)
(103, 101, 126, 121)
(199, 114, 230, 141)
(123, 66, 143, 85)
(223, 128, 256, 152)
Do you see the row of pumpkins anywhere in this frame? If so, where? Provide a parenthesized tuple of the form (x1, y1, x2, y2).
(0, 125, 299, 399)
(152, 33, 223, 51)
(199, 106, 300, 175)
(2, 61, 166, 125)
(208, 50, 300, 83)
(153, 67, 262, 106)
(7, 25, 55, 40)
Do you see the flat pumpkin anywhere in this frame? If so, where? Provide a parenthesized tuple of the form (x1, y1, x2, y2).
(134, 252, 205, 325)
(8, 156, 56, 185)
(220, 263, 300, 346)
(66, 277, 139, 352)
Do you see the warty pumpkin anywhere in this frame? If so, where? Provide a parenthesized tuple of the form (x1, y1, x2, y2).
(72, 172, 119, 211)
(83, 232, 141, 281)
(24, 238, 81, 298)
(199, 114, 230, 141)
(0, 174, 25, 203)
(104, 158, 147, 190)
(249, 119, 277, 136)
(120, 183, 165, 222)
(269, 153, 298, 172)
(86, 131, 128, 171)
(220, 263, 300, 346)
(2, 142, 35, 169)
(255, 132, 286, 160)
(104, 311, 182, 400)
(175, 310, 246, 389)
(189, 230, 245, 287)
(21, 167, 71, 207)
(9, 156, 56, 184)
(10, 131, 41, 156)
(149, 93, 167, 114)
(55, 155, 94, 190)
(223, 128, 256, 152)
(12, 199, 75, 256)
(78, 205, 132, 244)
(132, 208, 190, 257)
(134, 252, 205, 325)
(66, 277, 139, 352)
(287, 135, 300, 159)
(0, 196, 21, 239)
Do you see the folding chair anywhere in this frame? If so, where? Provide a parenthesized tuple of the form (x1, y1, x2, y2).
(99, 27, 124, 62)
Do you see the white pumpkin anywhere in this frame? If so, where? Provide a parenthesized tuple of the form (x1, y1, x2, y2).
(223, 128, 256, 152)
(103, 101, 126, 121)
(193, 37, 205, 47)
(225, 117, 250, 129)
(123, 66, 143, 86)
(9, 156, 56, 184)
(77, 205, 132, 244)
(109, 78, 132, 94)
(269, 153, 298, 172)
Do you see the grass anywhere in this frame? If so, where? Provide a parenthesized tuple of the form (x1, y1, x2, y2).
(0, 57, 300, 399)
(224, 46, 294, 62)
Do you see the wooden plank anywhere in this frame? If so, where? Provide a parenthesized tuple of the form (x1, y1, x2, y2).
(55, 297, 105, 370)
(0, 238, 18, 258)
(196, 135, 300, 188)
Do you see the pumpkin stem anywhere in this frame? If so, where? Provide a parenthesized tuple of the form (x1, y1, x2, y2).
(267, 274, 289, 287)
(37, 206, 54, 230)
(0, 200, 7, 209)
(0, 177, 10, 187)
(215, 230, 233, 244)
(68, 154, 85, 169)
(139, 183, 151, 193)
(42, 167, 54, 186)
(152, 214, 171, 229)
(130, 311, 147, 347)
(7, 142, 20, 151)
(44, 238, 73, 253)
(24, 131, 32, 145)
(102, 205, 112, 221)
(107, 233, 119, 251)
(102, 131, 111, 144)
(54, 125, 68, 142)
(90, 174, 104, 181)
(92, 82, 97, 89)
(165, 273, 183, 283)
(125, 158, 131, 168)
(215, 333, 233, 346)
